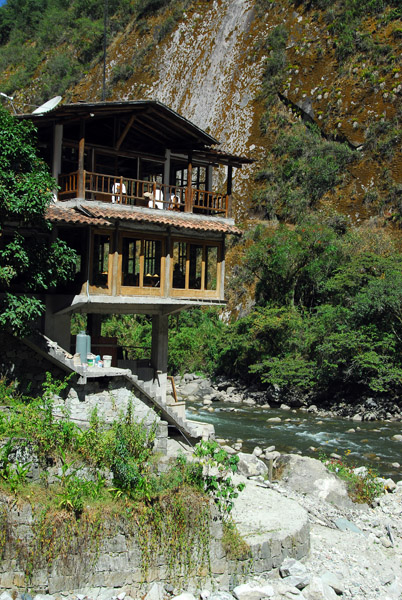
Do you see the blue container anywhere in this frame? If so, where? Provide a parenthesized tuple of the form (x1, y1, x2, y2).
(76, 330, 91, 363)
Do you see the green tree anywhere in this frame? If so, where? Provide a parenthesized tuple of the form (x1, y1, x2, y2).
(0, 107, 76, 336)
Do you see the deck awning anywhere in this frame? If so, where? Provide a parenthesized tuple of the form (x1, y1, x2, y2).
(46, 201, 241, 235)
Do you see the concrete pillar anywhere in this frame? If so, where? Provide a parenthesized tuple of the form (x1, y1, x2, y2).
(151, 314, 169, 402)
(220, 236, 225, 301)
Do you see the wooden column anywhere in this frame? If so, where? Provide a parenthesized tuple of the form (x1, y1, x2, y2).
(52, 124, 63, 180)
(186, 152, 193, 212)
(226, 165, 233, 218)
(77, 120, 85, 199)
(206, 164, 213, 193)
(164, 148, 171, 201)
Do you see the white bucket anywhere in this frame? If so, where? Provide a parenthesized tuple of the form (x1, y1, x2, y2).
(103, 355, 112, 368)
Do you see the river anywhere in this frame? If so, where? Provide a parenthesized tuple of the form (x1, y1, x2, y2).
(186, 401, 402, 481)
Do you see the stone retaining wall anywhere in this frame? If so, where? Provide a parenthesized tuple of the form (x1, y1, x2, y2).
(0, 494, 310, 595)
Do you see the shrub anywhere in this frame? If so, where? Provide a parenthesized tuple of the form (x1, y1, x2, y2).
(320, 452, 384, 504)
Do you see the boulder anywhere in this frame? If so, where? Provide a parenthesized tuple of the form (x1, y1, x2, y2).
(253, 446, 263, 457)
(233, 580, 274, 600)
(172, 594, 197, 600)
(280, 557, 308, 578)
(320, 571, 345, 595)
(180, 382, 201, 397)
(237, 452, 268, 477)
(391, 434, 402, 442)
(264, 450, 280, 462)
(280, 558, 310, 590)
(303, 577, 338, 600)
(277, 455, 353, 509)
(209, 593, 235, 600)
(243, 398, 256, 406)
(267, 417, 281, 423)
(222, 445, 237, 455)
(334, 518, 362, 533)
(144, 583, 165, 600)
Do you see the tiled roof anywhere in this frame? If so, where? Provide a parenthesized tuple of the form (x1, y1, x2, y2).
(46, 203, 241, 235)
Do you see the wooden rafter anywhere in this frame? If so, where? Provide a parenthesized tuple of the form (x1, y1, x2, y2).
(115, 114, 136, 151)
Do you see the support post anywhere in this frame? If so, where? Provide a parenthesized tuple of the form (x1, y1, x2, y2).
(164, 148, 171, 203)
(77, 120, 85, 199)
(206, 164, 213, 194)
(186, 152, 193, 212)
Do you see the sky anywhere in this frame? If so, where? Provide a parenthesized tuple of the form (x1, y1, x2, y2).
(0, 1, 6, 6)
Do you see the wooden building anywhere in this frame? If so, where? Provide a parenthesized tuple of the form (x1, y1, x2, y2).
(17, 100, 251, 402)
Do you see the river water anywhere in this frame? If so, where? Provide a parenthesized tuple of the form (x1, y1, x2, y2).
(186, 401, 402, 482)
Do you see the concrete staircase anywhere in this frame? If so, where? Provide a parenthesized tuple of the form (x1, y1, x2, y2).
(23, 332, 209, 446)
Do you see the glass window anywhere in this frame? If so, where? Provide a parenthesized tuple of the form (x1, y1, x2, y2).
(143, 239, 161, 288)
(92, 234, 110, 287)
(172, 241, 186, 289)
(122, 238, 140, 286)
(205, 246, 218, 290)
(189, 244, 202, 289)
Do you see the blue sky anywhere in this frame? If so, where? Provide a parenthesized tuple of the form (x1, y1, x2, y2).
(0, 1, 6, 6)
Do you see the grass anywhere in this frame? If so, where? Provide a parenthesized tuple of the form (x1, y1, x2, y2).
(320, 451, 384, 504)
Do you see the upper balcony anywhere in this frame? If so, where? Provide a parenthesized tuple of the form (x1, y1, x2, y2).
(58, 171, 229, 217)
(18, 100, 252, 223)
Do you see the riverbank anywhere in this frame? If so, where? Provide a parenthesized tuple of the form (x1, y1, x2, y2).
(173, 374, 402, 422)
(174, 374, 402, 481)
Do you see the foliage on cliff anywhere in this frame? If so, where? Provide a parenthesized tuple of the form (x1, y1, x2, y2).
(0, 107, 76, 336)
(0, 0, 195, 108)
(254, 0, 402, 224)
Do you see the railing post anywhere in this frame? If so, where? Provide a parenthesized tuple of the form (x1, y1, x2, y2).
(78, 169, 85, 199)
(226, 194, 231, 218)
(153, 182, 157, 209)
(119, 176, 123, 204)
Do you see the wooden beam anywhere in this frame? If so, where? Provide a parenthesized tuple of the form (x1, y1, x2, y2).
(115, 114, 136, 151)
(134, 116, 171, 142)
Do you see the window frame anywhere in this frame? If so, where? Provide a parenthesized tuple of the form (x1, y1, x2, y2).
(89, 229, 113, 294)
(170, 238, 222, 298)
(118, 232, 165, 296)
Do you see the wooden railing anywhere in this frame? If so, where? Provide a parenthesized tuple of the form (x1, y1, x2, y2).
(58, 170, 228, 216)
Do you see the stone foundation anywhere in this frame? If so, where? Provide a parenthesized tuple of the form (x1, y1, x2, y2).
(0, 490, 310, 596)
